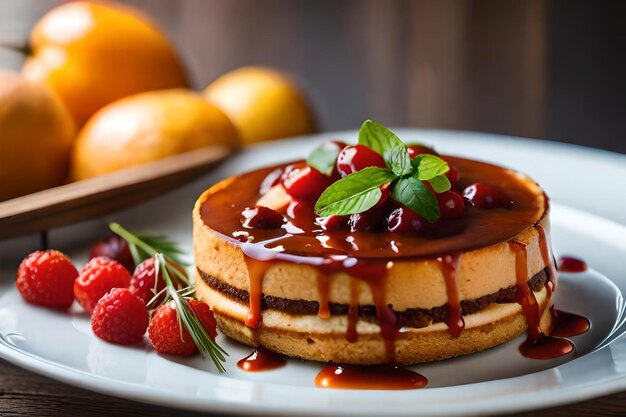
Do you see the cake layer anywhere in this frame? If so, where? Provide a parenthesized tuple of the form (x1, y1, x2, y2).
(197, 277, 553, 365)
(197, 268, 548, 328)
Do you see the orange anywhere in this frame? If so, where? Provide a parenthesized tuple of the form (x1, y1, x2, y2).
(70, 89, 240, 180)
(0, 72, 75, 201)
(22, 1, 189, 126)
(203, 66, 316, 144)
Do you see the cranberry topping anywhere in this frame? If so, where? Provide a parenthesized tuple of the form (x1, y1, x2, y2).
(407, 144, 438, 158)
(88, 235, 134, 273)
(317, 215, 349, 231)
(336, 145, 386, 178)
(349, 206, 385, 232)
(242, 206, 285, 229)
(282, 163, 331, 201)
(437, 191, 465, 219)
(444, 162, 461, 186)
(463, 183, 513, 209)
(376, 184, 391, 208)
(386, 207, 428, 234)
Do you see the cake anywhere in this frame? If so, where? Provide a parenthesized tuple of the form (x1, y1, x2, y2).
(193, 121, 558, 365)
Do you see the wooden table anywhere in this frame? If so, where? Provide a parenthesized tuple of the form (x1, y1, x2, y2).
(2, 357, 625, 416)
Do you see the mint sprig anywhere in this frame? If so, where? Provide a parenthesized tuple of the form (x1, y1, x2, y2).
(313, 120, 452, 222)
(314, 167, 396, 216)
(358, 120, 412, 176)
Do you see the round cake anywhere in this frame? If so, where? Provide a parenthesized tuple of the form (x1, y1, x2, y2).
(193, 128, 558, 365)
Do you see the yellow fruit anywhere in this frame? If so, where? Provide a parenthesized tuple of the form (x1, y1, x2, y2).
(0, 71, 75, 201)
(203, 66, 316, 144)
(70, 89, 240, 180)
(22, 1, 189, 126)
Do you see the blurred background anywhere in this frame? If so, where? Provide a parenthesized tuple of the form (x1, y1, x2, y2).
(1, 0, 624, 153)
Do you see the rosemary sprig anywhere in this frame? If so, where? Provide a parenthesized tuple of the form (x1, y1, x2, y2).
(155, 254, 228, 372)
(109, 222, 190, 286)
(109, 222, 228, 372)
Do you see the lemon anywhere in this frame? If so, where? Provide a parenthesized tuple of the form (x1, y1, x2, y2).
(203, 66, 316, 144)
(0, 71, 75, 201)
(70, 89, 240, 180)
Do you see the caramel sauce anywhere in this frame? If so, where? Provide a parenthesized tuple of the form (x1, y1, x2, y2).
(200, 156, 589, 366)
(315, 364, 428, 390)
(558, 256, 588, 273)
(316, 273, 331, 319)
(237, 348, 287, 372)
(346, 278, 360, 343)
(438, 254, 465, 338)
(550, 307, 591, 338)
(509, 241, 577, 359)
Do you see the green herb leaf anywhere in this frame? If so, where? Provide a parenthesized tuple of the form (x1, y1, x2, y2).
(110, 222, 190, 285)
(412, 154, 450, 181)
(306, 142, 343, 176)
(429, 175, 452, 193)
(391, 176, 440, 222)
(358, 120, 411, 176)
(314, 167, 397, 216)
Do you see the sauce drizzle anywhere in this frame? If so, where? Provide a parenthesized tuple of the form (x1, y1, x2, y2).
(558, 256, 588, 273)
(437, 254, 465, 337)
(237, 348, 287, 372)
(315, 363, 428, 390)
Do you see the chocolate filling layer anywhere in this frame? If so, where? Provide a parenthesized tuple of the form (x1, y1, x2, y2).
(197, 268, 548, 328)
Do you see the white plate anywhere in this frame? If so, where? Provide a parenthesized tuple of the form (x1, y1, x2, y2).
(1, 129, 626, 416)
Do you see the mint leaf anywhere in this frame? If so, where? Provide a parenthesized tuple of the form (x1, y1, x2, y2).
(307, 142, 343, 176)
(412, 154, 449, 180)
(429, 175, 452, 193)
(358, 120, 411, 176)
(391, 176, 440, 222)
(314, 167, 397, 216)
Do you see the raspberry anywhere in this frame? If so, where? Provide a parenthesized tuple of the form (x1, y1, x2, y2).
(148, 300, 217, 355)
(91, 288, 149, 345)
(189, 299, 218, 340)
(75, 257, 131, 314)
(129, 257, 187, 305)
(16, 250, 78, 308)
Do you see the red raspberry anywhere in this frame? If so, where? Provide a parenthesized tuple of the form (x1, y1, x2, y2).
(16, 250, 78, 308)
(75, 257, 131, 314)
(129, 257, 187, 305)
(148, 300, 217, 355)
(91, 288, 149, 345)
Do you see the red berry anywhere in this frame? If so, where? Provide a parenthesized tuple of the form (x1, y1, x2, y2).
(407, 144, 438, 158)
(242, 206, 285, 229)
(91, 288, 148, 345)
(375, 184, 391, 208)
(437, 191, 466, 219)
(387, 207, 428, 234)
(148, 300, 217, 355)
(282, 163, 331, 201)
(129, 257, 186, 305)
(75, 257, 132, 314)
(189, 299, 218, 340)
(445, 163, 461, 186)
(16, 250, 78, 308)
(316, 215, 349, 231)
(336, 145, 386, 177)
(349, 206, 385, 232)
(463, 183, 513, 209)
(88, 235, 134, 273)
